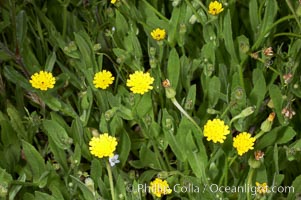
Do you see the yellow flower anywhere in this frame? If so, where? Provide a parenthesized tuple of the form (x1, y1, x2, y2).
(111, 0, 117, 4)
(89, 133, 118, 158)
(256, 182, 269, 194)
(208, 1, 224, 15)
(204, 119, 230, 143)
(150, 178, 172, 197)
(29, 71, 56, 91)
(93, 70, 114, 89)
(233, 132, 256, 156)
(126, 71, 154, 94)
(151, 28, 166, 41)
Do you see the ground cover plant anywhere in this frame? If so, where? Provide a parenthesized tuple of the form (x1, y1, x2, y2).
(1, 0, 301, 199)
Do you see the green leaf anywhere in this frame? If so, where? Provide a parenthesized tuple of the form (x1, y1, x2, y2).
(185, 132, 207, 182)
(9, 173, 26, 200)
(70, 175, 96, 200)
(43, 120, 71, 150)
(135, 92, 152, 118)
(162, 109, 186, 162)
(287, 175, 301, 200)
(45, 52, 56, 72)
(48, 138, 68, 172)
(90, 159, 103, 189)
(34, 191, 57, 200)
(256, 126, 296, 149)
(249, 0, 259, 35)
(4, 66, 32, 90)
(71, 117, 84, 146)
(22, 140, 46, 183)
(115, 10, 129, 37)
(0, 167, 13, 186)
(168, 6, 180, 47)
(74, 31, 95, 73)
(6, 104, 28, 141)
(249, 68, 266, 111)
(167, 48, 180, 89)
(16, 10, 28, 51)
(223, 10, 238, 64)
(184, 84, 196, 110)
(139, 144, 161, 170)
(208, 76, 221, 107)
(117, 129, 131, 167)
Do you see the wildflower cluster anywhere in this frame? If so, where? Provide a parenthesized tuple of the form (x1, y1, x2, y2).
(204, 119, 256, 156)
(30, 70, 154, 95)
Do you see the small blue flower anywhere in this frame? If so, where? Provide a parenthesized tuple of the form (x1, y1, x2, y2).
(109, 154, 120, 167)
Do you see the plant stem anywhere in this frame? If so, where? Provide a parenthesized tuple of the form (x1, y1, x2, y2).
(141, 0, 169, 22)
(251, 15, 295, 51)
(274, 32, 301, 39)
(171, 97, 203, 134)
(254, 130, 265, 139)
(285, 0, 301, 31)
(106, 160, 116, 200)
(246, 168, 255, 200)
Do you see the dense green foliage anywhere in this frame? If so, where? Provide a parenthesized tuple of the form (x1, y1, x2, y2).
(1, 0, 301, 199)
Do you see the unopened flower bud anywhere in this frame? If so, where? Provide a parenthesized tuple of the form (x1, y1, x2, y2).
(105, 108, 117, 121)
(165, 87, 176, 99)
(263, 47, 274, 57)
(0, 184, 8, 197)
(254, 150, 265, 161)
(248, 156, 261, 169)
(206, 108, 219, 114)
(250, 52, 259, 59)
(283, 73, 293, 84)
(149, 47, 156, 57)
(240, 106, 255, 118)
(189, 15, 198, 24)
(172, 0, 181, 7)
(93, 43, 101, 51)
(149, 58, 157, 68)
(85, 177, 95, 193)
(90, 128, 100, 137)
(267, 112, 275, 122)
(157, 171, 169, 179)
(179, 23, 187, 34)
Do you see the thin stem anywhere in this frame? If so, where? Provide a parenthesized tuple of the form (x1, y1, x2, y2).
(220, 101, 235, 118)
(274, 32, 301, 39)
(184, 0, 204, 25)
(285, 0, 301, 31)
(246, 168, 255, 200)
(141, 0, 169, 22)
(171, 97, 203, 134)
(151, 140, 168, 170)
(106, 160, 116, 200)
(254, 130, 265, 140)
(251, 15, 295, 51)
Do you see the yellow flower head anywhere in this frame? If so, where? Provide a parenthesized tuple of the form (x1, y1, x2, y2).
(89, 133, 118, 158)
(208, 1, 224, 15)
(256, 182, 269, 194)
(111, 0, 117, 4)
(29, 71, 56, 91)
(233, 132, 256, 156)
(204, 119, 230, 143)
(93, 70, 115, 89)
(150, 178, 172, 197)
(151, 28, 166, 41)
(126, 71, 154, 94)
